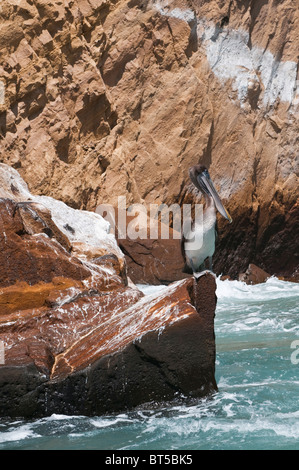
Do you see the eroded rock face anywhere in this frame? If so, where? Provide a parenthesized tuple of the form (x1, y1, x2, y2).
(0, 162, 139, 376)
(0, 0, 298, 280)
(0, 164, 217, 417)
(0, 198, 90, 290)
(116, 210, 189, 285)
(0, 271, 217, 418)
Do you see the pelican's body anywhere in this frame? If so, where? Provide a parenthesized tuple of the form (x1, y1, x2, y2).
(182, 165, 232, 274)
(183, 203, 216, 273)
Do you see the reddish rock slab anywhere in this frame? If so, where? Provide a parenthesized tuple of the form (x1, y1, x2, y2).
(115, 211, 190, 285)
(119, 236, 189, 285)
(0, 167, 217, 417)
(51, 274, 216, 381)
(0, 198, 90, 288)
(0, 273, 217, 418)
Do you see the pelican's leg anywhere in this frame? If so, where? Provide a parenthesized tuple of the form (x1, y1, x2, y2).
(195, 258, 214, 279)
(193, 258, 216, 280)
(199, 263, 206, 272)
(189, 259, 203, 274)
(191, 261, 206, 279)
(189, 259, 196, 272)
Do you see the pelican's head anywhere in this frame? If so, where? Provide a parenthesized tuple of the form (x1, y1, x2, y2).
(189, 165, 232, 223)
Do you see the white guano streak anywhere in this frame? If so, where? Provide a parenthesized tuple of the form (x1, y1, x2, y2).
(154, 0, 194, 22)
(153, 1, 299, 109)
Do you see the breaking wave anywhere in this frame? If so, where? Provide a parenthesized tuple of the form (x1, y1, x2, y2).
(0, 278, 298, 450)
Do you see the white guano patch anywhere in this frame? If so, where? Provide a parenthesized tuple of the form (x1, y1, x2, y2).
(0, 163, 122, 258)
(251, 48, 298, 106)
(154, 0, 194, 23)
(152, 1, 299, 110)
(200, 21, 298, 108)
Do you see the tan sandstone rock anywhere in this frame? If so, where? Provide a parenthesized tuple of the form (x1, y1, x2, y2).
(0, 0, 298, 281)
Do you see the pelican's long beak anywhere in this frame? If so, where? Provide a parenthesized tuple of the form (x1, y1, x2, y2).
(198, 171, 233, 223)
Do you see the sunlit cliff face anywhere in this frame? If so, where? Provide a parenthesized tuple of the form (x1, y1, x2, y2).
(0, 0, 298, 278)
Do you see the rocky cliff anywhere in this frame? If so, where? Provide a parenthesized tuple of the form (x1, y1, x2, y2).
(0, 0, 298, 281)
(0, 164, 217, 418)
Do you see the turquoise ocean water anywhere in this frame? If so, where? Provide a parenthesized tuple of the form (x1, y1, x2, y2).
(0, 277, 298, 450)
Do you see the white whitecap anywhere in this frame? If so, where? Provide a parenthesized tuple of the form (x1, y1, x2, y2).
(0, 425, 40, 444)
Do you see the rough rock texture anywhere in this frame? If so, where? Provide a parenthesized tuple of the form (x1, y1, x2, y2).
(239, 263, 270, 285)
(0, 164, 217, 417)
(119, 234, 187, 285)
(116, 210, 189, 284)
(0, 267, 217, 417)
(0, 0, 298, 281)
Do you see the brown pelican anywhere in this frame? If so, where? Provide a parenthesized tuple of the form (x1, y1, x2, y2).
(181, 164, 232, 275)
